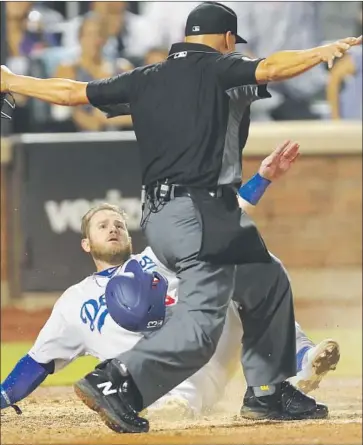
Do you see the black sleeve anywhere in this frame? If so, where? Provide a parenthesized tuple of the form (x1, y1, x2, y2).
(215, 53, 264, 90)
(86, 69, 137, 108)
(228, 84, 271, 102)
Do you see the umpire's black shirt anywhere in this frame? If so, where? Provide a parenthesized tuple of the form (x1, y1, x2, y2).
(87, 42, 264, 188)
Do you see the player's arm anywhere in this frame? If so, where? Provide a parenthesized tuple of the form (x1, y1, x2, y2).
(1, 292, 84, 411)
(0, 65, 136, 107)
(0, 355, 53, 412)
(238, 140, 300, 215)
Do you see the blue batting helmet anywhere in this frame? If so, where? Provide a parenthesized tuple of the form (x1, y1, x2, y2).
(105, 259, 168, 332)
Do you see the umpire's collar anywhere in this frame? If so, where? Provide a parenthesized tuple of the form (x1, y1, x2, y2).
(168, 42, 220, 58)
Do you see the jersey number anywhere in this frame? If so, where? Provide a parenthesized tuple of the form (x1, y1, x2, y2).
(138, 255, 156, 271)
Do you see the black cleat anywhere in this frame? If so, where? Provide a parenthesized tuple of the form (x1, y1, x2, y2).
(74, 359, 149, 433)
(240, 381, 328, 420)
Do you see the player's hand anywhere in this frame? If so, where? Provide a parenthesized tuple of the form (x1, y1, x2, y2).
(1, 66, 14, 93)
(320, 36, 362, 69)
(0, 385, 11, 410)
(0, 385, 22, 414)
(258, 140, 300, 182)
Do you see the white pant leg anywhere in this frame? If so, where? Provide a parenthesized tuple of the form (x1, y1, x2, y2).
(295, 321, 315, 352)
(152, 304, 243, 414)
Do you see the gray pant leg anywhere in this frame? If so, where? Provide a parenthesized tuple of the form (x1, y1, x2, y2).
(119, 197, 235, 408)
(233, 254, 296, 386)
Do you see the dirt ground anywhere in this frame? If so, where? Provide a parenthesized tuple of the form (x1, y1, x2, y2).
(1, 302, 362, 444)
(1, 377, 361, 445)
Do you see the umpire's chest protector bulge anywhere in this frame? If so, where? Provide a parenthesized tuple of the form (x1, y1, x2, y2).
(189, 188, 271, 265)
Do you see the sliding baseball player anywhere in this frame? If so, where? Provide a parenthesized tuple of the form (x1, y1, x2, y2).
(1, 141, 339, 418)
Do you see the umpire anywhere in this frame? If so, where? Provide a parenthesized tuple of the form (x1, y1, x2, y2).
(1, 1, 361, 434)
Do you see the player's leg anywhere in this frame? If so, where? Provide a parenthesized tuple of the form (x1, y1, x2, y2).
(146, 371, 207, 420)
(146, 303, 243, 419)
(145, 264, 340, 420)
(197, 302, 243, 412)
(289, 322, 340, 393)
(144, 250, 329, 422)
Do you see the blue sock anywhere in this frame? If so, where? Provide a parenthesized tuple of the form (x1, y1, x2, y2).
(296, 346, 311, 373)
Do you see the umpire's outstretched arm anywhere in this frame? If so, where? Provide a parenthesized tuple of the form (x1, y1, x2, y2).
(1, 36, 361, 104)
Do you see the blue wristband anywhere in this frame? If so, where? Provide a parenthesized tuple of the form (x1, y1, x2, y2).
(238, 173, 271, 205)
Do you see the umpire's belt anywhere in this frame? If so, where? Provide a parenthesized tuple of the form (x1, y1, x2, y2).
(173, 185, 223, 199)
(145, 183, 236, 201)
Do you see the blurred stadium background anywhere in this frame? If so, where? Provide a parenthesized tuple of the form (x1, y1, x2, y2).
(0, 0, 362, 420)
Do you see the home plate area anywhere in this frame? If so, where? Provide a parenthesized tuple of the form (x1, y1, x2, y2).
(1, 375, 361, 445)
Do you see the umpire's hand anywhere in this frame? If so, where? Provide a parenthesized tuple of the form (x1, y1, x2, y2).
(258, 140, 300, 182)
(320, 36, 362, 69)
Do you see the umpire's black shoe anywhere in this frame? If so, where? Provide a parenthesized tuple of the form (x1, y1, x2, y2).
(240, 381, 328, 420)
(74, 359, 149, 433)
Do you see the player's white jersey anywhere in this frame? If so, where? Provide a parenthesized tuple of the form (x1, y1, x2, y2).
(28, 247, 179, 372)
(28, 247, 243, 412)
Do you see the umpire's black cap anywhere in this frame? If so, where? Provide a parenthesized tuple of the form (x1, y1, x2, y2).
(185, 2, 247, 44)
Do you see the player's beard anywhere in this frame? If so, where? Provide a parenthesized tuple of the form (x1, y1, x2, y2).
(90, 240, 132, 266)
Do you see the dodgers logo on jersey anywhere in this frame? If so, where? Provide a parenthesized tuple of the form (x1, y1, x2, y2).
(80, 294, 109, 333)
